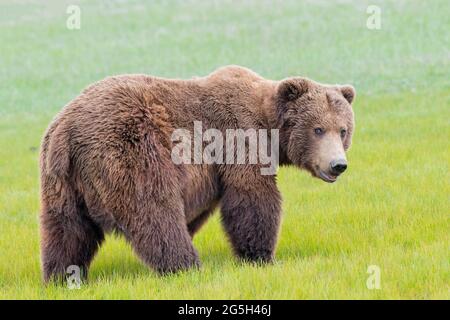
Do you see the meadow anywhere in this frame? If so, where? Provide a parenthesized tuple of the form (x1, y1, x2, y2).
(0, 0, 449, 299)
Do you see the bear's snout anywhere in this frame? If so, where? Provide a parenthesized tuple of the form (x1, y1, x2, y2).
(330, 159, 347, 175)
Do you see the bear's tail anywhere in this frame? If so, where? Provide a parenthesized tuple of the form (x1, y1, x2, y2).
(43, 120, 71, 178)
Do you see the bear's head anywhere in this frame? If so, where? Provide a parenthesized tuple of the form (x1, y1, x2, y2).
(276, 78, 355, 183)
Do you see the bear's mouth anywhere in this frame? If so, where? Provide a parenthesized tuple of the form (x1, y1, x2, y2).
(317, 169, 337, 183)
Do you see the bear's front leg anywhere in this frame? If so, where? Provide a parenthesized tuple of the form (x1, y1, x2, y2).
(220, 169, 282, 263)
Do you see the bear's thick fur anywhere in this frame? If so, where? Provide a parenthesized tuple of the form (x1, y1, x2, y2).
(40, 65, 355, 282)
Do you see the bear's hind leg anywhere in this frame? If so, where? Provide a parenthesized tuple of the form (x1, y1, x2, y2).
(124, 196, 200, 274)
(40, 178, 104, 284)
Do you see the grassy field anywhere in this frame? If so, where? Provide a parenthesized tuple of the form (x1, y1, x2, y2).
(0, 0, 449, 299)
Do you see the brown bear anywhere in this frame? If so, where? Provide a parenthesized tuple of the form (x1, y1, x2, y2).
(39, 65, 355, 282)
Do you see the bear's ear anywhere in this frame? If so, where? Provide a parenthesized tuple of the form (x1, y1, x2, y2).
(277, 78, 309, 103)
(339, 85, 356, 104)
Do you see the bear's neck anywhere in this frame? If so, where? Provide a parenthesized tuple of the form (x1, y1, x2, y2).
(257, 81, 291, 166)
(258, 81, 280, 130)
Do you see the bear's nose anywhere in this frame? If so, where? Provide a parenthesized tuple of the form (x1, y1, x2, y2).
(330, 159, 347, 175)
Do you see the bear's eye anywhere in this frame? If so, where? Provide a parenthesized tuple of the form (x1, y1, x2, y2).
(340, 129, 347, 138)
(314, 128, 324, 135)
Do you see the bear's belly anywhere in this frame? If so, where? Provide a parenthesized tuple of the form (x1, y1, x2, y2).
(182, 164, 220, 224)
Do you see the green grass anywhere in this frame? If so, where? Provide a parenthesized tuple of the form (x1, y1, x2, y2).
(0, 0, 449, 299)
